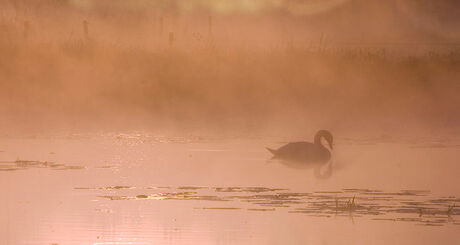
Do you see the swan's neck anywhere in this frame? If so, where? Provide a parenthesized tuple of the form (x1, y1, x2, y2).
(314, 134, 325, 147)
(314, 130, 333, 150)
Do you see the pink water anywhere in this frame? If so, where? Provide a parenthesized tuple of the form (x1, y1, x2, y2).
(0, 133, 459, 245)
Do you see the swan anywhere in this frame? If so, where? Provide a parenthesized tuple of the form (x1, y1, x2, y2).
(266, 130, 333, 163)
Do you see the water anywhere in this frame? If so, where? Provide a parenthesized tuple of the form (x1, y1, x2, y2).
(0, 133, 459, 245)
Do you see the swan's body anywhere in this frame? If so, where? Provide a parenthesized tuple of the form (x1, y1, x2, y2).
(266, 130, 333, 164)
(267, 141, 330, 163)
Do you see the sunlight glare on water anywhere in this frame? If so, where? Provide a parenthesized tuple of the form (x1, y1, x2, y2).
(1, 0, 459, 244)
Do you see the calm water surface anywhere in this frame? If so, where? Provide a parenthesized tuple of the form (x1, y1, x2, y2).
(0, 133, 459, 245)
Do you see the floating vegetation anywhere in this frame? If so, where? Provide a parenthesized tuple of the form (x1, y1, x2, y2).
(197, 207, 241, 210)
(178, 186, 208, 190)
(0, 160, 86, 171)
(214, 187, 288, 193)
(95, 165, 116, 169)
(343, 188, 384, 193)
(76, 186, 459, 226)
(247, 208, 276, 212)
(447, 204, 456, 216)
(111, 133, 207, 145)
(104, 186, 135, 190)
(74, 186, 135, 191)
(315, 191, 343, 194)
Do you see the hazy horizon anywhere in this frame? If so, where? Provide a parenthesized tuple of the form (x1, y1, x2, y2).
(1, 0, 459, 137)
(1, 1, 460, 245)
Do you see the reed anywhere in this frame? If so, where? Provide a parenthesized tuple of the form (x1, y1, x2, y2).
(447, 204, 455, 216)
(346, 196, 356, 211)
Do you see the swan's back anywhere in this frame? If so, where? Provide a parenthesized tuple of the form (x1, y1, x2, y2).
(270, 142, 330, 163)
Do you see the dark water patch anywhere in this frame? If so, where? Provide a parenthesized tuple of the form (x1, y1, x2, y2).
(343, 188, 384, 193)
(185, 195, 230, 202)
(417, 219, 448, 226)
(257, 204, 291, 208)
(247, 208, 276, 212)
(239, 194, 302, 201)
(309, 194, 337, 200)
(99, 192, 230, 202)
(76, 186, 135, 190)
(95, 165, 116, 169)
(400, 201, 427, 206)
(78, 186, 459, 227)
(253, 200, 302, 206)
(315, 191, 343, 194)
(112, 134, 207, 144)
(277, 192, 312, 197)
(145, 186, 171, 189)
(400, 190, 431, 195)
(372, 218, 397, 222)
(391, 205, 459, 216)
(100, 195, 134, 201)
(352, 196, 394, 201)
(0, 168, 21, 171)
(52, 165, 86, 170)
(418, 223, 444, 226)
(307, 214, 333, 218)
(213, 187, 241, 192)
(95, 208, 113, 214)
(359, 191, 427, 197)
(336, 214, 364, 218)
(428, 198, 460, 204)
(0, 160, 85, 171)
(214, 187, 288, 193)
(103, 186, 135, 190)
(178, 186, 208, 190)
(197, 207, 241, 210)
(396, 217, 422, 222)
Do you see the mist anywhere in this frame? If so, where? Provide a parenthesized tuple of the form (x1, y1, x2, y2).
(1, 1, 460, 244)
(0, 0, 459, 138)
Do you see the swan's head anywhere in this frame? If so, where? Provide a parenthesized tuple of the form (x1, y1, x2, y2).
(315, 129, 333, 150)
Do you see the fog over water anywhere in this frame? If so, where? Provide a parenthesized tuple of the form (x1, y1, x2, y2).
(0, 1, 459, 245)
(0, 0, 459, 136)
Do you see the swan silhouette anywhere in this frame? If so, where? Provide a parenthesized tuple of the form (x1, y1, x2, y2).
(266, 130, 333, 163)
(266, 130, 334, 179)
